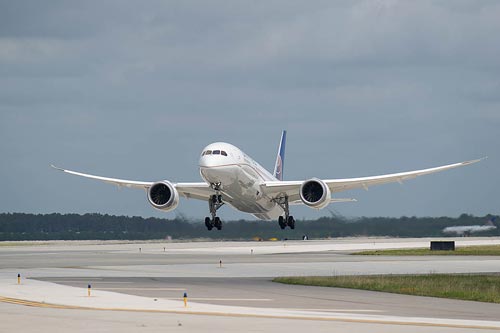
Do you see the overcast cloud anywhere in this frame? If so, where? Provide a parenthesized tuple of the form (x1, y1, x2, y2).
(0, 0, 498, 221)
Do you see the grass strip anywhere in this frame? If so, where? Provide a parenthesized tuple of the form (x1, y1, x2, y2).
(355, 245, 500, 256)
(273, 274, 500, 303)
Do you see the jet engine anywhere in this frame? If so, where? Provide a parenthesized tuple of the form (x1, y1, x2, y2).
(147, 181, 179, 212)
(299, 178, 331, 209)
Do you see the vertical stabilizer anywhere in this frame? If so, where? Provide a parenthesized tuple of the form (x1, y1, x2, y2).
(273, 130, 286, 181)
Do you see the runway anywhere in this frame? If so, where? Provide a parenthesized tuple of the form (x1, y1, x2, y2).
(1, 237, 500, 332)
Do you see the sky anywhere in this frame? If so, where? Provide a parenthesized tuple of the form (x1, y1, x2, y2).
(0, 0, 498, 221)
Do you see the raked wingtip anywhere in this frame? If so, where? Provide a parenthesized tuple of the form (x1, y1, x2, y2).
(463, 157, 487, 165)
(50, 164, 64, 171)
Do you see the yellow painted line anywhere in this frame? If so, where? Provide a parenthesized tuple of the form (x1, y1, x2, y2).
(0, 297, 84, 310)
(1, 296, 499, 330)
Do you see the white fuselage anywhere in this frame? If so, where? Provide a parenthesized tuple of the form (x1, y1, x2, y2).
(443, 225, 497, 235)
(198, 142, 283, 220)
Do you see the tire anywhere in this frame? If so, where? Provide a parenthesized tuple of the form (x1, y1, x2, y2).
(288, 216, 295, 230)
(278, 216, 285, 229)
(205, 217, 213, 230)
(214, 217, 222, 230)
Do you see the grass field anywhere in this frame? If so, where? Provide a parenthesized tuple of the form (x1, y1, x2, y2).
(355, 244, 500, 256)
(273, 274, 500, 303)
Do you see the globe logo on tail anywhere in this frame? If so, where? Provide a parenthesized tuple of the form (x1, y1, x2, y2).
(276, 156, 282, 177)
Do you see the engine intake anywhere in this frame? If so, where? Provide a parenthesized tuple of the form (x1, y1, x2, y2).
(147, 181, 179, 212)
(299, 178, 331, 209)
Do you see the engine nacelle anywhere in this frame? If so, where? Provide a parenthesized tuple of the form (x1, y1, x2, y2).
(147, 181, 179, 212)
(299, 178, 331, 209)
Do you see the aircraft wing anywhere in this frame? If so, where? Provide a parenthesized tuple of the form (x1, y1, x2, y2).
(261, 158, 485, 200)
(51, 165, 214, 200)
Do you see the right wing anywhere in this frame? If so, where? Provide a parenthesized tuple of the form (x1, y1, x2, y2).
(51, 165, 215, 201)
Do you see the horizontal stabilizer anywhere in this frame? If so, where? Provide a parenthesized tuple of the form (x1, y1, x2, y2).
(290, 198, 357, 205)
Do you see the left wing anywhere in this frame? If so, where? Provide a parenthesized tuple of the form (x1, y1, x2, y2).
(261, 158, 485, 201)
(51, 165, 215, 200)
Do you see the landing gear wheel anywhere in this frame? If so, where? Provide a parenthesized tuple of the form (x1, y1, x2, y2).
(205, 217, 213, 230)
(273, 196, 297, 230)
(278, 216, 286, 229)
(288, 216, 295, 230)
(214, 216, 222, 230)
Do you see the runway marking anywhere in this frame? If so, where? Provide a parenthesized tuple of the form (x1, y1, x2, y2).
(1, 295, 499, 330)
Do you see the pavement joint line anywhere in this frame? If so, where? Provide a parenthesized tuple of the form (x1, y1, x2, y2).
(1, 295, 499, 330)
(92, 287, 186, 291)
(161, 298, 273, 301)
(46, 281, 131, 284)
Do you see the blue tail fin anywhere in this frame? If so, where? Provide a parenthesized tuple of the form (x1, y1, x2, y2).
(273, 130, 286, 181)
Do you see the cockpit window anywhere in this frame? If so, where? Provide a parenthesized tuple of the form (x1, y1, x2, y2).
(203, 149, 228, 156)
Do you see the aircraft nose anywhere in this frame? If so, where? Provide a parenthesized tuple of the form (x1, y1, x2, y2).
(199, 155, 207, 167)
(199, 155, 215, 168)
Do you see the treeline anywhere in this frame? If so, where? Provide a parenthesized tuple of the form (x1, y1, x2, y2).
(0, 213, 498, 241)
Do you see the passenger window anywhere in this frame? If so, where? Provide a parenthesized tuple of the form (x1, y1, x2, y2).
(205, 150, 212, 155)
(221, 151, 227, 156)
(213, 150, 220, 155)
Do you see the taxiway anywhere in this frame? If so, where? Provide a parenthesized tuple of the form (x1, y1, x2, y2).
(1, 237, 500, 332)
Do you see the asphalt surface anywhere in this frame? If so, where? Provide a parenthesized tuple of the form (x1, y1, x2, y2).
(34, 276, 500, 321)
(1, 238, 500, 332)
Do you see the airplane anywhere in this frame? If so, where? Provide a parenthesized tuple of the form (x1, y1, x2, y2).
(52, 130, 484, 231)
(443, 217, 497, 236)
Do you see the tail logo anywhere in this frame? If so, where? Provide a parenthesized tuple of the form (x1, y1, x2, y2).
(273, 130, 286, 181)
(275, 155, 282, 177)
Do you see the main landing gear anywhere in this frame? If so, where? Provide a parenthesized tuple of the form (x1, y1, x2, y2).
(273, 195, 295, 230)
(205, 188, 224, 230)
